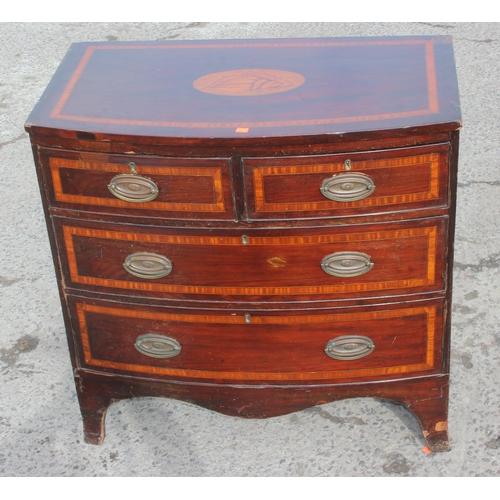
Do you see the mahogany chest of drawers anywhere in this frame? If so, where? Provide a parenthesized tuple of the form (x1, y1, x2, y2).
(25, 36, 461, 452)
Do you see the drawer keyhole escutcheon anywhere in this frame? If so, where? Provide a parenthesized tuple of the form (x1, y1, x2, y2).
(325, 335, 375, 360)
(320, 172, 375, 202)
(123, 252, 172, 279)
(135, 334, 182, 359)
(321, 251, 374, 278)
(108, 162, 159, 203)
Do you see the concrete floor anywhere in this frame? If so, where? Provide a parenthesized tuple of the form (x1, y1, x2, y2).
(0, 22, 499, 477)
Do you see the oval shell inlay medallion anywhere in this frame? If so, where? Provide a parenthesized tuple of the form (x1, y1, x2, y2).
(193, 69, 305, 96)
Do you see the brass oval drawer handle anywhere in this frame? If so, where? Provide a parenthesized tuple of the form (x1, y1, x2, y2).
(325, 335, 375, 360)
(123, 252, 172, 279)
(108, 173, 159, 203)
(135, 334, 182, 359)
(320, 172, 375, 202)
(321, 251, 374, 278)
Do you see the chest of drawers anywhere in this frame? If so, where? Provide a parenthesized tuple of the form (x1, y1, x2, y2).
(25, 36, 461, 452)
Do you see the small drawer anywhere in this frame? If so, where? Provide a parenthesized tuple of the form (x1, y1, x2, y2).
(69, 297, 444, 383)
(243, 144, 450, 220)
(56, 217, 447, 301)
(40, 149, 235, 220)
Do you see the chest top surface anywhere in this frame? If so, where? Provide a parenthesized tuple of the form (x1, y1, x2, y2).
(26, 36, 461, 141)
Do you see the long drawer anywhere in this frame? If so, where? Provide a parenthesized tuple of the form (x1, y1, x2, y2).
(69, 296, 444, 384)
(55, 217, 447, 301)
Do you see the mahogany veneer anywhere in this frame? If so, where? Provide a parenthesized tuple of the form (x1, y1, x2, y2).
(26, 36, 461, 452)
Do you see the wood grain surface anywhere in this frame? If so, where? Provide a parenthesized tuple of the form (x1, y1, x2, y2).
(71, 297, 443, 383)
(244, 144, 449, 219)
(25, 36, 461, 139)
(57, 217, 446, 300)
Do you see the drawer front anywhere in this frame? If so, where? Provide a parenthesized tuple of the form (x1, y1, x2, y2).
(243, 144, 450, 220)
(56, 217, 447, 300)
(69, 297, 444, 383)
(40, 149, 235, 220)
